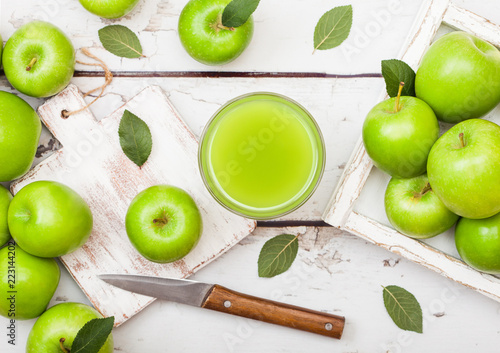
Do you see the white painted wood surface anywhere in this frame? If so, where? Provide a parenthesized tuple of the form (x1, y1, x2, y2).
(1, 75, 386, 221)
(2, 0, 500, 352)
(5, 227, 500, 352)
(10, 84, 256, 326)
(323, 0, 500, 305)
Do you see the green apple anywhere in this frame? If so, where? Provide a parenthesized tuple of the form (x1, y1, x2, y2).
(0, 33, 3, 67)
(2, 21, 75, 98)
(0, 243, 60, 320)
(455, 212, 500, 274)
(0, 185, 13, 246)
(385, 174, 459, 239)
(178, 0, 254, 65)
(8, 181, 93, 258)
(362, 85, 439, 178)
(427, 119, 500, 219)
(126, 185, 203, 263)
(0, 91, 41, 182)
(78, 0, 140, 19)
(26, 302, 114, 353)
(415, 31, 500, 123)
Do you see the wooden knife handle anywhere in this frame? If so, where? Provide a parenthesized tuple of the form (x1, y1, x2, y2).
(201, 285, 345, 339)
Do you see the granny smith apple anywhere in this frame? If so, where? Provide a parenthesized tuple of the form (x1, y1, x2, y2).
(455, 212, 500, 274)
(0, 33, 3, 67)
(26, 302, 114, 353)
(126, 185, 203, 263)
(8, 181, 93, 258)
(385, 174, 459, 239)
(415, 31, 500, 123)
(178, 0, 254, 65)
(362, 85, 439, 178)
(78, 0, 140, 19)
(2, 21, 75, 98)
(0, 243, 60, 320)
(0, 185, 13, 247)
(427, 119, 500, 219)
(0, 91, 41, 182)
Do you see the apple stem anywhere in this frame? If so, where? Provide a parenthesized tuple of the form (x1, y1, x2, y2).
(211, 13, 235, 33)
(59, 338, 70, 353)
(393, 82, 405, 113)
(153, 211, 169, 228)
(218, 24, 235, 31)
(153, 218, 168, 226)
(26, 57, 37, 71)
(420, 182, 432, 196)
(459, 132, 466, 148)
(413, 182, 432, 200)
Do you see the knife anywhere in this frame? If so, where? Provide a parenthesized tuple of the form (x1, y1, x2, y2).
(99, 274, 345, 339)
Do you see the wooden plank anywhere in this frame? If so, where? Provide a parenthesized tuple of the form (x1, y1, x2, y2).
(1, 75, 384, 221)
(323, 0, 500, 304)
(11, 84, 256, 325)
(0, 0, 425, 74)
(344, 212, 500, 302)
(323, 0, 450, 227)
(444, 3, 500, 47)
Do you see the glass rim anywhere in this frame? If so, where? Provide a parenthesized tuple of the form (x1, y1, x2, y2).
(198, 91, 326, 220)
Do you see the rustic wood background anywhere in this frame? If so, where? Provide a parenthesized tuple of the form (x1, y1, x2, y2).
(2, 0, 500, 352)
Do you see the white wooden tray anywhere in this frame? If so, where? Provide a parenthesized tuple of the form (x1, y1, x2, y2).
(11, 84, 256, 325)
(323, 0, 500, 302)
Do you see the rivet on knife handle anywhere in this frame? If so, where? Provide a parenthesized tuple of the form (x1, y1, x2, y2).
(201, 285, 345, 339)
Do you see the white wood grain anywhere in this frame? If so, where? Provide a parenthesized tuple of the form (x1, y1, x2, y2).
(4, 226, 500, 353)
(323, 0, 500, 305)
(344, 212, 500, 301)
(10, 84, 256, 326)
(1, 75, 385, 221)
(0, 0, 443, 74)
(444, 3, 500, 47)
(323, 0, 450, 227)
(2, 1, 500, 352)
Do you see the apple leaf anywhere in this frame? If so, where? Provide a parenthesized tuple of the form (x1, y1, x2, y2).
(313, 5, 353, 53)
(222, 0, 260, 28)
(98, 25, 144, 58)
(71, 317, 114, 353)
(118, 110, 153, 168)
(381, 59, 416, 97)
(382, 285, 423, 334)
(258, 234, 299, 278)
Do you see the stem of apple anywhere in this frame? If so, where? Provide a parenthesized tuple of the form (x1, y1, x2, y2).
(211, 13, 235, 33)
(153, 211, 169, 228)
(420, 182, 432, 196)
(59, 338, 69, 353)
(153, 218, 168, 226)
(393, 82, 405, 113)
(218, 23, 235, 31)
(459, 132, 466, 148)
(413, 182, 432, 199)
(26, 57, 37, 71)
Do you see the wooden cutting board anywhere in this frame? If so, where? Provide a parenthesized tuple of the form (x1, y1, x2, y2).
(11, 84, 257, 326)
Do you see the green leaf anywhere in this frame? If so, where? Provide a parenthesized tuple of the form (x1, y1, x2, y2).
(381, 59, 416, 97)
(98, 25, 144, 58)
(71, 317, 114, 353)
(222, 0, 260, 28)
(382, 285, 423, 333)
(258, 234, 299, 278)
(118, 110, 153, 167)
(313, 5, 353, 53)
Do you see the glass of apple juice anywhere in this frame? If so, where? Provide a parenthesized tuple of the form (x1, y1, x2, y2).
(198, 92, 326, 220)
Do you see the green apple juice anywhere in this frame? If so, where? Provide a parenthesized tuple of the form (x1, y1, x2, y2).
(199, 93, 325, 219)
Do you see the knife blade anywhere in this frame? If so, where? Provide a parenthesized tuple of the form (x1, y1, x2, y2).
(99, 274, 345, 339)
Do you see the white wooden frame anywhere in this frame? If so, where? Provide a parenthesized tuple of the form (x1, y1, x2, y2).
(322, 0, 500, 302)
